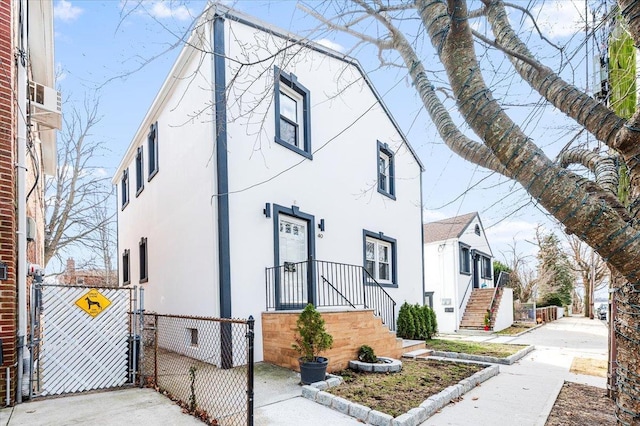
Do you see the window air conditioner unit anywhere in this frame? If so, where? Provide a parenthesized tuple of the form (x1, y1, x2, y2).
(28, 81, 62, 130)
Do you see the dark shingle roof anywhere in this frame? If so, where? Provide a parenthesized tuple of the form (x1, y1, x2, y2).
(423, 212, 478, 244)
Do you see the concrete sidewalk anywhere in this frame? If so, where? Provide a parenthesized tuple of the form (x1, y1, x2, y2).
(421, 315, 608, 426)
(1, 315, 607, 426)
(1, 361, 359, 426)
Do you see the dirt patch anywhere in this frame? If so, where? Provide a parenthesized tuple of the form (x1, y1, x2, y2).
(545, 382, 615, 426)
(328, 359, 484, 418)
(570, 357, 607, 378)
(496, 322, 537, 335)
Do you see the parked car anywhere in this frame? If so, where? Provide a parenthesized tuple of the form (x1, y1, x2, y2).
(596, 304, 607, 320)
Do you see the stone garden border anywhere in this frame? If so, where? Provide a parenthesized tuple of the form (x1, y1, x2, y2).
(430, 344, 534, 365)
(348, 357, 402, 373)
(301, 359, 499, 426)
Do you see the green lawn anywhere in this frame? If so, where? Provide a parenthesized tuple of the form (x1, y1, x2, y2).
(425, 338, 524, 358)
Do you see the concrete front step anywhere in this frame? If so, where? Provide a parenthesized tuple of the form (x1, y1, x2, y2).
(402, 348, 433, 359)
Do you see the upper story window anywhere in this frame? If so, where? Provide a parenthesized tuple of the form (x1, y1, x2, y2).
(122, 249, 131, 285)
(139, 237, 148, 283)
(121, 168, 129, 209)
(377, 141, 395, 199)
(474, 224, 481, 235)
(274, 67, 312, 159)
(459, 243, 471, 275)
(148, 122, 159, 180)
(364, 230, 397, 287)
(481, 256, 492, 279)
(135, 146, 144, 196)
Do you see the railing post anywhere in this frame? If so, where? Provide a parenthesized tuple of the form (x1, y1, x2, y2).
(362, 270, 367, 308)
(247, 316, 254, 426)
(307, 256, 315, 306)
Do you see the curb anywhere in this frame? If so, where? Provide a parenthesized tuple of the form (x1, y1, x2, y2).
(534, 379, 565, 426)
(430, 344, 535, 365)
(301, 361, 499, 426)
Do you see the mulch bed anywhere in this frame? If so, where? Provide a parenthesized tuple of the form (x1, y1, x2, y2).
(328, 359, 484, 418)
(545, 382, 616, 426)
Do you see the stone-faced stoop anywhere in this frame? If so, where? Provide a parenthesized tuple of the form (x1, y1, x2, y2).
(430, 344, 534, 365)
(302, 361, 499, 425)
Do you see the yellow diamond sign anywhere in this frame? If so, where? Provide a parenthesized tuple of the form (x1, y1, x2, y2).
(75, 289, 111, 318)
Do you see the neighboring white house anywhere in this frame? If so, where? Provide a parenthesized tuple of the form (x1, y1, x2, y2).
(112, 5, 425, 362)
(423, 212, 512, 333)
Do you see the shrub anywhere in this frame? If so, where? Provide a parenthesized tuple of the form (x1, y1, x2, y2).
(397, 302, 416, 339)
(357, 345, 378, 363)
(413, 303, 426, 339)
(397, 303, 438, 340)
(421, 305, 433, 339)
(292, 304, 333, 362)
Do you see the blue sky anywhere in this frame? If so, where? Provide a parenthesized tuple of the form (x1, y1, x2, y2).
(52, 0, 600, 267)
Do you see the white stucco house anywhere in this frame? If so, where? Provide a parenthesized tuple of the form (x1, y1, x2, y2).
(112, 5, 425, 362)
(423, 212, 512, 333)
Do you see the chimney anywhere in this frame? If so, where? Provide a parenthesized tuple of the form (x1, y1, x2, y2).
(66, 257, 75, 274)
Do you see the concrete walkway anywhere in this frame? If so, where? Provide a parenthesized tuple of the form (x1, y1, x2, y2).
(422, 315, 608, 426)
(1, 315, 607, 426)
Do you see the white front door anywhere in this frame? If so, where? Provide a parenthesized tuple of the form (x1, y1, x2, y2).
(278, 215, 308, 305)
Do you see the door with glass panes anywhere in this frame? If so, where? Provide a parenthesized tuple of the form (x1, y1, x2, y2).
(278, 215, 308, 306)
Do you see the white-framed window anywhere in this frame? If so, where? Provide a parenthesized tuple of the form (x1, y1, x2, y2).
(364, 231, 397, 286)
(377, 141, 395, 199)
(459, 244, 471, 274)
(274, 67, 311, 158)
(187, 328, 198, 347)
(279, 88, 302, 147)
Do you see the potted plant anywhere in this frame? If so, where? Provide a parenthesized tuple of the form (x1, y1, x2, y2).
(292, 303, 333, 384)
(484, 310, 491, 331)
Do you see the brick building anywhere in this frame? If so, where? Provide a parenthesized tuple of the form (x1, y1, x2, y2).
(0, 0, 58, 405)
(60, 258, 117, 287)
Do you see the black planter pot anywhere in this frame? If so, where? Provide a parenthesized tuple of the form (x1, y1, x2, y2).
(299, 357, 328, 385)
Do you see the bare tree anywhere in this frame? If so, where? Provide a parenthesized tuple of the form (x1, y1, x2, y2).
(45, 98, 115, 271)
(501, 240, 536, 303)
(566, 235, 609, 317)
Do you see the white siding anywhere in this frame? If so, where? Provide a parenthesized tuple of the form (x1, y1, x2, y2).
(223, 19, 424, 359)
(116, 17, 424, 363)
(424, 240, 459, 333)
(117, 42, 220, 317)
(493, 288, 514, 332)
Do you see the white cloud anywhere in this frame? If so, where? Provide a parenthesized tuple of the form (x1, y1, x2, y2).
(54, 0, 83, 23)
(527, 0, 587, 39)
(147, 1, 192, 21)
(315, 38, 345, 53)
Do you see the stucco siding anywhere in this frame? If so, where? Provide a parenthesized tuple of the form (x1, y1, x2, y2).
(117, 42, 219, 317)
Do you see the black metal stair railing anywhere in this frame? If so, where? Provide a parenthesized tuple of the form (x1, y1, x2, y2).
(265, 259, 396, 331)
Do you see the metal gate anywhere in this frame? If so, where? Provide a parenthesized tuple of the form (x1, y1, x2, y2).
(29, 284, 143, 397)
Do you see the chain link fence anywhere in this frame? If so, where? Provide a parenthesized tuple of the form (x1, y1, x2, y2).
(141, 313, 254, 426)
